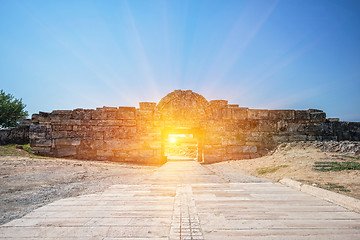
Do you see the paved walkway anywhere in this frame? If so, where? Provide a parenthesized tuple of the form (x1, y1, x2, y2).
(1, 160, 360, 239)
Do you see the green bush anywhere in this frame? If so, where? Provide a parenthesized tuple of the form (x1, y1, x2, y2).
(0, 89, 28, 128)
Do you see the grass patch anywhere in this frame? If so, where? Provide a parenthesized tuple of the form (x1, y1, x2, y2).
(342, 155, 360, 160)
(326, 183, 351, 192)
(0, 144, 28, 156)
(314, 161, 360, 171)
(257, 165, 288, 175)
(22, 144, 32, 154)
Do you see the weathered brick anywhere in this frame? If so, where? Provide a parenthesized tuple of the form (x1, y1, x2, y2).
(91, 110, 106, 120)
(269, 110, 295, 120)
(295, 110, 310, 121)
(139, 102, 156, 110)
(55, 146, 77, 157)
(51, 131, 68, 139)
(309, 112, 326, 122)
(116, 109, 135, 119)
(248, 109, 269, 120)
(233, 108, 248, 120)
(55, 138, 81, 146)
(31, 138, 52, 147)
(52, 125, 72, 131)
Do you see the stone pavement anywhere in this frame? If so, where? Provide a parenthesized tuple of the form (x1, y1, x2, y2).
(1, 160, 360, 239)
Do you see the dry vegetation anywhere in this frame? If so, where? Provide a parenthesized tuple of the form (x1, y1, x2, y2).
(208, 143, 360, 199)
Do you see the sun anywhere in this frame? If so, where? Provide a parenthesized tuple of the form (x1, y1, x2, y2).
(169, 136, 177, 143)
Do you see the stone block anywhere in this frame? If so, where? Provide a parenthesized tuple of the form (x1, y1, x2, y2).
(31, 114, 39, 124)
(328, 118, 340, 122)
(105, 111, 117, 120)
(50, 111, 72, 123)
(227, 104, 239, 108)
(226, 146, 245, 154)
(204, 146, 225, 155)
(306, 135, 317, 141)
(203, 155, 223, 163)
(29, 124, 48, 138)
(243, 145, 257, 153)
(257, 121, 277, 132)
(222, 136, 245, 145)
(73, 125, 93, 132)
(122, 120, 137, 126)
(55, 138, 81, 146)
(309, 111, 326, 122)
(289, 135, 307, 141)
(307, 108, 323, 113)
(139, 102, 156, 110)
(55, 146, 77, 157)
(76, 149, 97, 160)
(209, 100, 228, 109)
(322, 136, 338, 141)
(72, 109, 93, 120)
(31, 138, 52, 147)
(31, 147, 52, 154)
(51, 131, 68, 139)
(91, 110, 106, 120)
(277, 121, 288, 132)
(248, 109, 269, 120)
(80, 140, 104, 150)
(117, 107, 136, 119)
(38, 111, 50, 117)
(222, 108, 233, 120)
(97, 150, 115, 157)
(97, 120, 123, 126)
(295, 110, 310, 121)
(287, 123, 306, 132)
(269, 110, 295, 120)
(114, 151, 128, 158)
(272, 135, 289, 142)
(250, 152, 262, 159)
(136, 110, 153, 120)
(102, 106, 117, 111)
(80, 119, 98, 126)
(205, 134, 223, 145)
(52, 125, 73, 131)
(233, 108, 248, 120)
(304, 123, 322, 134)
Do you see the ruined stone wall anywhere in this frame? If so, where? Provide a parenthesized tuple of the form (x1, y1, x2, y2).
(202, 102, 360, 163)
(30, 90, 360, 164)
(0, 120, 30, 145)
(30, 107, 162, 164)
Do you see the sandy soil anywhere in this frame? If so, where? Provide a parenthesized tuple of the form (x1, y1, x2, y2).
(0, 153, 157, 225)
(208, 144, 360, 200)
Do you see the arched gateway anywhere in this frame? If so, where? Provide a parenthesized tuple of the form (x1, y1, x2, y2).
(30, 90, 359, 164)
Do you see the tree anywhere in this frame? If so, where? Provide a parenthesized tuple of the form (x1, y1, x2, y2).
(0, 89, 28, 128)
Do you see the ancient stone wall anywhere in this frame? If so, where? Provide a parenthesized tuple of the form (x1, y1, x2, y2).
(0, 120, 30, 145)
(30, 107, 162, 164)
(30, 90, 360, 164)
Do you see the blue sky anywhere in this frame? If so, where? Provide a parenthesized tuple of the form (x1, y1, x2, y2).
(1, 0, 360, 121)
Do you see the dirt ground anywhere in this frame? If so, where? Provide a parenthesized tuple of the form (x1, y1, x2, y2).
(0, 146, 158, 225)
(1, 142, 359, 225)
(208, 143, 360, 200)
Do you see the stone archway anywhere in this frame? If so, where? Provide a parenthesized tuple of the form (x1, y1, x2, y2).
(156, 90, 209, 123)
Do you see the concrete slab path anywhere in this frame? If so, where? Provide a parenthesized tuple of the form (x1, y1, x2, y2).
(1, 160, 360, 239)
